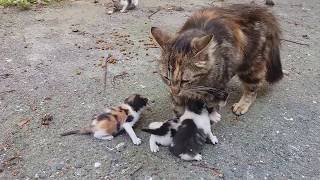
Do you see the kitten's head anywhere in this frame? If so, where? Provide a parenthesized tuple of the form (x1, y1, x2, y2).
(151, 27, 227, 105)
(124, 94, 148, 112)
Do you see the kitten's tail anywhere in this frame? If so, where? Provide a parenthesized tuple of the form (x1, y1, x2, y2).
(60, 127, 92, 136)
(141, 128, 165, 136)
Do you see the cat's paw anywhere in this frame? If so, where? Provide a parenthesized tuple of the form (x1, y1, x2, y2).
(194, 154, 202, 161)
(210, 136, 218, 145)
(232, 102, 249, 115)
(132, 137, 141, 145)
(210, 112, 221, 123)
(150, 143, 159, 152)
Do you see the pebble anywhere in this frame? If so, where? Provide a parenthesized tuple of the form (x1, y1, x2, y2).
(74, 169, 86, 176)
(94, 162, 101, 168)
(115, 142, 126, 151)
(284, 117, 293, 121)
(54, 162, 65, 171)
(74, 161, 84, 168)
(312, 101, 317, 104)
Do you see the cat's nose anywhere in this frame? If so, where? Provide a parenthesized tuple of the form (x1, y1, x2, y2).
(170, 87, 180, 95)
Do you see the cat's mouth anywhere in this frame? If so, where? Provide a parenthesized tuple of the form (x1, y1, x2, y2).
(177, 86, 225, 102)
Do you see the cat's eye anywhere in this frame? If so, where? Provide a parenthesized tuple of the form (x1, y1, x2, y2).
(181, 80, 190, 84)
(161, 76, 171, 85)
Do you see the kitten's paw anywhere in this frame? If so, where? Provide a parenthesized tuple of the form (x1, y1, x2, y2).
(210, 112, 221, 123)
(232, 102, 249, 116)
(132, 138, 141, 145)
(210, 136, 218, 145)
(150, 144, 159, 152)
(194, 154, 202, 161)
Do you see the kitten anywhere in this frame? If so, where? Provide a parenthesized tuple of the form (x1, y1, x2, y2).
(169, 99, 218, 161)
(112, 0, 138, 13)
(141, 118, 179, 152)
(151, 4, 283, 117)
(60, 94, 148, 145)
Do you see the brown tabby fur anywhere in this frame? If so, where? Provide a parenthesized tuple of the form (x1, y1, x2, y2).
(151, 4, 283, 116)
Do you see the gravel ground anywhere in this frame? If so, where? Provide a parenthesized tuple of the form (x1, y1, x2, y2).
(0, 0, 319, 179)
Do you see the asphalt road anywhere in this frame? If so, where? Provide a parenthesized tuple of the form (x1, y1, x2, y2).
(0, 0, 319, 179)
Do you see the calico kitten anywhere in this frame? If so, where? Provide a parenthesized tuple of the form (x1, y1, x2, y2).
(141, 118, 179, 152)
(169, 99, 218, 161)
(151, 4, 283, 117)
(60, 94, 148, 145)
(112, 0, 138, 13)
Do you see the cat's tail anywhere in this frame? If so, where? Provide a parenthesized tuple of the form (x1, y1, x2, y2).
(265, 16, 283, 83)
(60, 127, 92, 136)
(141, 122, 168, 136)
(266, 42, 283, 83)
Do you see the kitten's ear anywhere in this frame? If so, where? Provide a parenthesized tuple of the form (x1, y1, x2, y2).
(191, 35, 214, 68)
(191, 35, 213, 53)
(151, 27, 172, 50)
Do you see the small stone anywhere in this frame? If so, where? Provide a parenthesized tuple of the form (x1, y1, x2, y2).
(140, 85, 146, 89)
(54, 162, 65, 171)
(302, 34, 310, 39)
(107, 10, 113, 15)
(115, 142, 126, 151)
(93, 0, 98, 3)
(74, 169, 86, 176)
(313, 101, 317, 104)
(282, 70, 290, 76)
(72, 29, 79, 32)
(265, 0, 275, 6)
(74, 161, 83, 168)
(94, 162, 101, 168)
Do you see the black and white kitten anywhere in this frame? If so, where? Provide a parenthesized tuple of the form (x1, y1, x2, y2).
(112, 0, 138, 13)
(142, 118, 179, 152)
(169, 99, 218, 161)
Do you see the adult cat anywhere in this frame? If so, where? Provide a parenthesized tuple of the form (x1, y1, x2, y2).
(151, 4, 283, 117)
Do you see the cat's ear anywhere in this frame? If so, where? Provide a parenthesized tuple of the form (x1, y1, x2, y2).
(191, 35, 214, 68)
(191, 35, 213, 53)
(151, 27, 172, 50)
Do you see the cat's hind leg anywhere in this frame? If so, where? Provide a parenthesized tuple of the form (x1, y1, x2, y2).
(133, 0, 138, 6)
(234, 60, 266, 115)
(149, 135, 159, 152)
(120, 0, 128, 12)
(94, 131, 113, 140)
(232, 82, 262, 115)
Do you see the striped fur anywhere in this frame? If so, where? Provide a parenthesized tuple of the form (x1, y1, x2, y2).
(151, 4, 283, 116)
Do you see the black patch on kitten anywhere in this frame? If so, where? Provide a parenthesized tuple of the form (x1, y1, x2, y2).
(126, 115, 134, 122)
(141, 121, 171, 136)
(185, 99, 205, 115)
(96, 113, 111, 121)
(169, 119, 207, 157)
(125, 94, 148, 112)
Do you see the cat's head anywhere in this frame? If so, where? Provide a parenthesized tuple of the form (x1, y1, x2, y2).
(151, 27, 227, 104)
(124, 94, 148, 112)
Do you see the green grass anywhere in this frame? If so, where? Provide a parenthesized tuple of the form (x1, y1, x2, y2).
(0, 0, 59, 10)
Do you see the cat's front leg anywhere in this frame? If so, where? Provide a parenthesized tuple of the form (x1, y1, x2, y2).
(208, 132, 218, 145)
(122, 123, 141, 145)
(209, 111, 221, 123)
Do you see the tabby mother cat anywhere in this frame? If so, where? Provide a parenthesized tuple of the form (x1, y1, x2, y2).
(151, 4, 283, 117)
